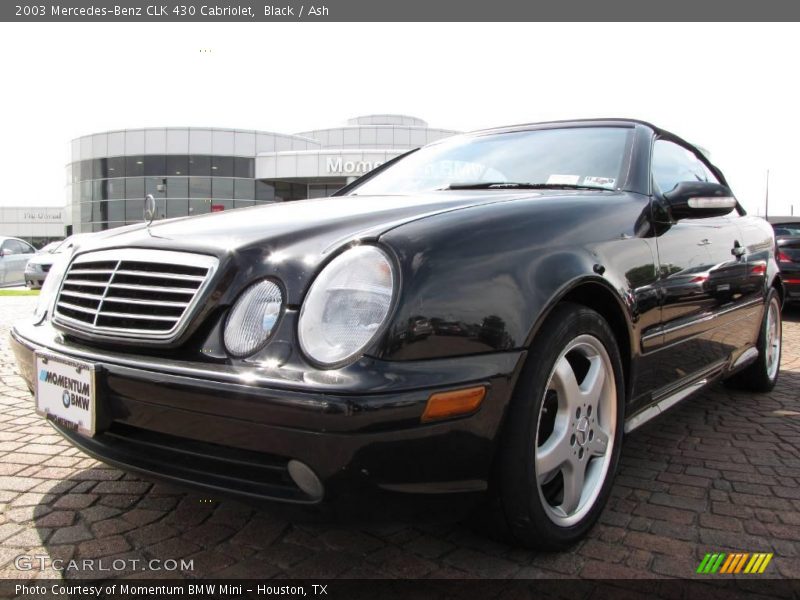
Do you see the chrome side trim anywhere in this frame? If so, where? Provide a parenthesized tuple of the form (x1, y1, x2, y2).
(640, 329, 662, 344)
(640, 297, 763, 346)
(624, 379, 707, 434)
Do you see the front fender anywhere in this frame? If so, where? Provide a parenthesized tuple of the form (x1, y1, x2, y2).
(374, 194, 657, 362)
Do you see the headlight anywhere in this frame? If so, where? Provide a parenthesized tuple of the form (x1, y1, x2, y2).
(33, 253, 70, 324)
(299, 245, 396, 367)
(25, 262, 40, 273)
(224, 279, 283, 357)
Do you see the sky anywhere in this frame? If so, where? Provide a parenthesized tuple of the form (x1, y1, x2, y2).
(0, 22, 798, 216)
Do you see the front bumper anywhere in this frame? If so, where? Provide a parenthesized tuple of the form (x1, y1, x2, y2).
(11, 319, 524, 513)
(24, 273, 45, 289)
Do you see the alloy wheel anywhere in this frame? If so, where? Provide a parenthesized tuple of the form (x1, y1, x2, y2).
(534, 334, 617, 527)
(765, 296, 782, 381)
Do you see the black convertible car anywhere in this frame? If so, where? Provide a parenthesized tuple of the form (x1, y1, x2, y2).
(11, 119, 783, 549)
(770, 217, 800, 303)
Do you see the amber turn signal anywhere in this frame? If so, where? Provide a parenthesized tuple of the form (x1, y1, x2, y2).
(421, 386, 487, 423)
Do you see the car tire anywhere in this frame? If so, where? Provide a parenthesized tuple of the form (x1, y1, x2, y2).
(725, 288, 782, 393)
(483, 302, 625, 550)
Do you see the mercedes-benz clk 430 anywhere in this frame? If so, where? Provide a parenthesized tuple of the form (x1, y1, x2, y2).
(11, 120, 783, 549)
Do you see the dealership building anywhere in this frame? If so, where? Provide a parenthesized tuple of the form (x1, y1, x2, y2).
(1, 206, 66, 248)
(66, 114, 458, 234)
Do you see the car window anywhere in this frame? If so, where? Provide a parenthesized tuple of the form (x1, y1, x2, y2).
(19, 241, 34, 254)
(773, 223, 800, 236)
(1, 240, 23, 255)
(652, 139, 719, 194)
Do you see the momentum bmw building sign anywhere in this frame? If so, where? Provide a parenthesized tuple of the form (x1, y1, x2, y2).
(68, 115, 457, 234)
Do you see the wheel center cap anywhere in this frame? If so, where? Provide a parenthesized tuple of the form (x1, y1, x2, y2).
(576, 416, 590, 447)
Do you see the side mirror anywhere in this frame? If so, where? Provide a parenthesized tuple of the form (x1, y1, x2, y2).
(0, 249, 9, 257)
(663, 181, 737, 220)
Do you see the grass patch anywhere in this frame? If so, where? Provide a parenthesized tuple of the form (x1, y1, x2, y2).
(0, 289, 39, 296)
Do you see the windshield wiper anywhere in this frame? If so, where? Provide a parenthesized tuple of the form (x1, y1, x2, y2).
(438, 182, 609, 191)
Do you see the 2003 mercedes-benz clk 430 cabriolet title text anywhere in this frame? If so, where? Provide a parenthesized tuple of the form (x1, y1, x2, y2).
(11, 120, 783, 549)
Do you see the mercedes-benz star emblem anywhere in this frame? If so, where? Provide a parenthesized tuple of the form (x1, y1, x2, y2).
(576, 417, 589, 447)
(144, 194, 157, 227)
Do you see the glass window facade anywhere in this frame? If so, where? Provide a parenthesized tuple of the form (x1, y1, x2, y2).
(105, 200, 126, 223)
(212, 178, 234, 199)
(211, 156, 234, 177)
(144, 155, 166, 177)
(275, 182, 308, 202)
(166, 155, 188, 176)
(189, 198, 211, 216)
(167, 198, 188, 218)
(126, 178, 145, 199)
(235, 157, 254, 179)
(167, 177, 189, 199)
(308, 183, 345, 198)
(189, 177, 212, 199)
(234, 179, 255, 199)
(145, 178, 167, 199)
(189, 155, 211, 176)
(71, 154, 260, 232)
(256, 181, 276, 201)
(67, 118, 456, 235)
(126, 156, 145, 177)
(125, 199, 142, 222)
(107, 156, 125, 178)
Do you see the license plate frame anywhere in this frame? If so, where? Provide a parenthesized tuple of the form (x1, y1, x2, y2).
(34, 351, 97, 437)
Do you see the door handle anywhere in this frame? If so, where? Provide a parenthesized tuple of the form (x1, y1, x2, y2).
(698, 239, 711, 246)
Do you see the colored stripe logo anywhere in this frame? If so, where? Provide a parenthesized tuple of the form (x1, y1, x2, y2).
(697, 552, 773, 574)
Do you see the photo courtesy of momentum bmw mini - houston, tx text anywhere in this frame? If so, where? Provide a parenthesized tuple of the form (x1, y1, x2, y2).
(11, 118, 785, 550)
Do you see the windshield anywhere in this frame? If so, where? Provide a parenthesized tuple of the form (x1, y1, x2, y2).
(36, 241, 61, 254)
(348, 126, 633, 196)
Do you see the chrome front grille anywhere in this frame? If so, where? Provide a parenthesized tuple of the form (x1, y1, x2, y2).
(54, 249, 218, 340)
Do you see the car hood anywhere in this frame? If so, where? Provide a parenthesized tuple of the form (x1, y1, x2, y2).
(75, 192, 534, 258)
(27, 253, 56, 266)
(68, 189, 620, 306)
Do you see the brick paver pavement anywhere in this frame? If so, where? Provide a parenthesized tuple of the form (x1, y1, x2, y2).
(0, 296, 798, 580)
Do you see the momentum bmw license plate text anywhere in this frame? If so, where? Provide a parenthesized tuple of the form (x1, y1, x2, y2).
(35, 352, 96, 437)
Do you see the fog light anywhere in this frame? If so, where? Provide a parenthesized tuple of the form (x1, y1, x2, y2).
(287, 460, 324, 500)
(224, 279, 283, 357)
(421, 386, 487, 422)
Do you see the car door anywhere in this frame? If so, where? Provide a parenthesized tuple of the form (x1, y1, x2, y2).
(647, 139, 748, 390)
(1, 240, 30, 286)
(0, 240, 19, 285)
(727, 213, 775, 345)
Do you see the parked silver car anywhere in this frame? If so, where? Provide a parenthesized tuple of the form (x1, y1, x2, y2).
(24, 239, 66, 289)
(0, 237, 36, 287)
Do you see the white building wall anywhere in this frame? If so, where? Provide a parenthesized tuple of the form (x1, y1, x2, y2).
(0, 207, 66, 239)
(70, 128, 320, 160)
(295, 126, 456, 150)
